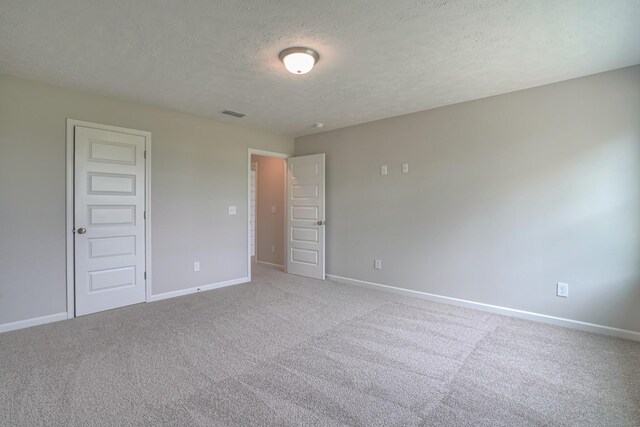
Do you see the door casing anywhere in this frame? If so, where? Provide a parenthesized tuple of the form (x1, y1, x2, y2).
(66, 119, 152, 318)
(250, 161, 257, 258)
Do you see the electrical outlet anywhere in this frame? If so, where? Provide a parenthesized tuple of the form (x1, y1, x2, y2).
(557, 282, 569, 297)
(271, 245, 275, 253)
(271, 205, 276, 214)
(380, 165, 388, 176)
(193, 261, 200, 272)
(402, 163, 409, 173)
(228, 206, 237, 215)
(374, 259, 382, 270)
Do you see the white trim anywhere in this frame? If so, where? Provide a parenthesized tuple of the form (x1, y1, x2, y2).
(250, 161, 258, 258)
(145, 132, 153, 303)
(1, 276, 247, 333)
(249, 148, 289, 159)
(327, 274, 640, 342)
(256, 260, 285, 269)
(65, 121, 74, 318)
(1, 275, 248, 333)
(66, 119, 152, 318)
(282, 158, 288, 274)
(0, 312, 68, 334)
(247, 148, 290, 283)
(148, 277, 249, 302)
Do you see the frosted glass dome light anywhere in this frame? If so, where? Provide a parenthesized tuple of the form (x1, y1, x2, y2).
(279, 47, 320, 75)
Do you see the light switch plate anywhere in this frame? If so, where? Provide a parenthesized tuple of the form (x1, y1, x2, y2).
(228, 206, 237, 215)
(402, 163, 409, 173)
(381, 165, 388, 175)
(271, 205, 276, 214)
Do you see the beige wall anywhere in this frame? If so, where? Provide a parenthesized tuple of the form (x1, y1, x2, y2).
(251, 155, 286, 266)
(296, 65, 640, 333)
(0, 74, 293, 325)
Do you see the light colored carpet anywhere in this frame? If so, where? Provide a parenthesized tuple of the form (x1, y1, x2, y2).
(1, 265, 639, 426)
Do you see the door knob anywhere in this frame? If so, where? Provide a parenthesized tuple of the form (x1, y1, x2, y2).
(317, 221, 325, 226)
(77, 227, 87, 234)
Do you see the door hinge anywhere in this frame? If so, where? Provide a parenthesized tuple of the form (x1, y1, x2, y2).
(144, 211, 146, 220)
(144, 272, 147, 280)
(144, 150, 147, 159)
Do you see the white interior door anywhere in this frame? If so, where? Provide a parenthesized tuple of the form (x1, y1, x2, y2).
(74, 126, 146, 316)
(286, 153, 325, 280)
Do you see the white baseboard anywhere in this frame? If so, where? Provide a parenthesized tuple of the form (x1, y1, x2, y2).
(0, 312, 68, 334)
(149, 277, 249, 302)
(256, 260, 284, 269)
(0, 278, 250, 334)
(327, 274, 640, 342)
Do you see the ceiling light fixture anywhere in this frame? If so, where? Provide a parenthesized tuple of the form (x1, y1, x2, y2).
(279, 47, 319, 75)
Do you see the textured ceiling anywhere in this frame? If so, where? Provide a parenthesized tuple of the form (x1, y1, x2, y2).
(1, 1, 639, 136)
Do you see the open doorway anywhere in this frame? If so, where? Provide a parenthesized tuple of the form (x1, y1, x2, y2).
(248, 149, 289, 281)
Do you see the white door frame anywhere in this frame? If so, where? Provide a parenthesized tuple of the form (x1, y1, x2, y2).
(250, 161, 258, 259)
(247, 148, 289, 281)
(66, 119, 152, 319)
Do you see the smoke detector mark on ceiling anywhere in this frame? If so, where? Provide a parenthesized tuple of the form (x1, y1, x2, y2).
(221, 109, 246, 118)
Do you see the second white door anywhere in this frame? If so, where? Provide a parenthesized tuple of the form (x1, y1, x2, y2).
(286, 154, 325, 280)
